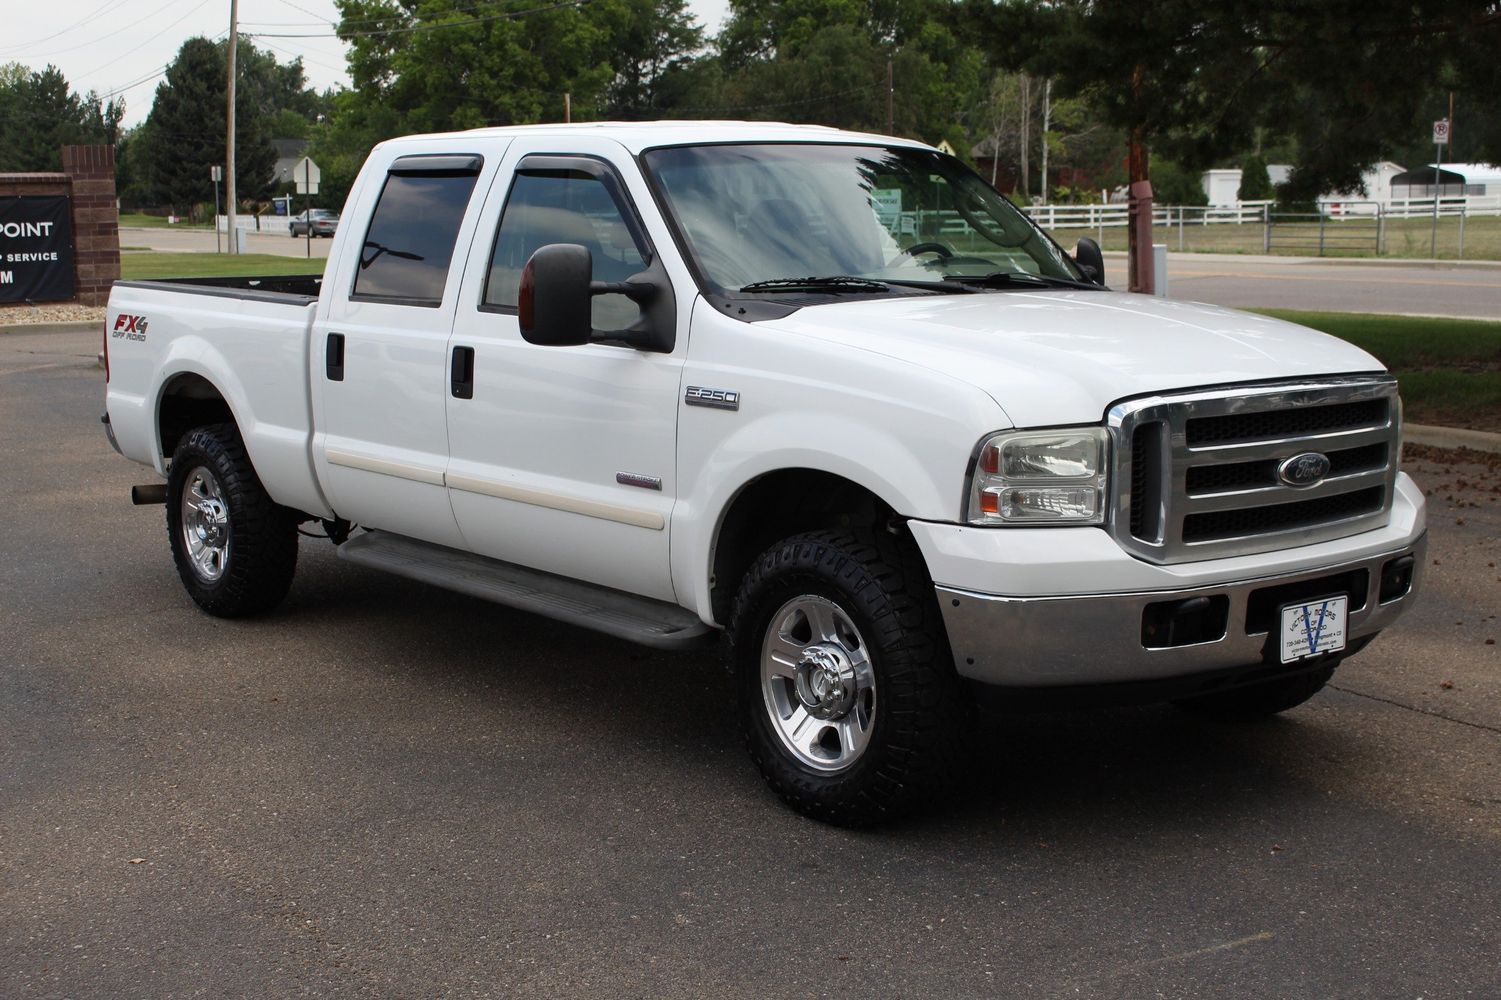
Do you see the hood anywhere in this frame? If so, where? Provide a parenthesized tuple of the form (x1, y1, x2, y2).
(762, 290, 1386, 428)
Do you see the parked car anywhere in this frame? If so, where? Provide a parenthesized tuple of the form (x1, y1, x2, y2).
(102, 122, 1426, 825)
(290, 208, 339, 238)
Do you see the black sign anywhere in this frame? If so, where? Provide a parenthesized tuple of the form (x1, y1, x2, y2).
(0, 196, 75, 303)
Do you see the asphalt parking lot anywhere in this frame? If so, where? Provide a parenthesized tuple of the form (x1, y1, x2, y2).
(3, 328, 1498, 999)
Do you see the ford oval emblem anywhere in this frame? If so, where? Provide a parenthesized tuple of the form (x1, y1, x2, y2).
(1278, 452, 1331, 488)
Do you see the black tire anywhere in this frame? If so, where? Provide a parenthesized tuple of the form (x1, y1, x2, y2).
(730, 529, 968, 826)
(166, 423, 298, 617)
(1174, 662, 1337, 719)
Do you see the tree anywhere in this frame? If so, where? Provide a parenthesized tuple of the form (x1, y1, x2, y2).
(140, 38, 315, 214)
(964, 0, 1276, 289)
(707, 0, 982, 138)
(602, 0, 706, 116)
(0, 63, 123, 172)
(964, 0, 1501, 208)
(331, 0, 702, 130)
(1238, 154, 1274, 201)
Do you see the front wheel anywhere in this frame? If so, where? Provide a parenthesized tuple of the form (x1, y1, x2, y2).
(166, 424, 298, 617)
(731, 530, 967, 826)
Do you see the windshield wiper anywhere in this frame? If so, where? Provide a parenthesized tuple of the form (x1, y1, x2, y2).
(942, 271, 1099, 290)
(361, 240, 425, 270)
(740, 276, 890, 293)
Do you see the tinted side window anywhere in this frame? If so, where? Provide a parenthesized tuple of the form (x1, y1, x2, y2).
(484, 171, 646, 328)
(352, 169, 479, 306)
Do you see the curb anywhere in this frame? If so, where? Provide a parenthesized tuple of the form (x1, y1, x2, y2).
(1405, 423, 1501, 455)
(0, 320, 101, 336)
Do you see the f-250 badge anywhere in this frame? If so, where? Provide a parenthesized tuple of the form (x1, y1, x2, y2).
(684, 386, 740, 411)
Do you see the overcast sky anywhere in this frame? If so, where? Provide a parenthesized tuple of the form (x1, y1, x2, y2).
(0, 0, 735, 128)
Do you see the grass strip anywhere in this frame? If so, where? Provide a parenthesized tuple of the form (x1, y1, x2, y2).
(120, 253, 327, 281)
(1254, 309, 1501, 431)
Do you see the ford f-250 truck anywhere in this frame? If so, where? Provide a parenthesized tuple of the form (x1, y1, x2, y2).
(103, 122, 1426, 825)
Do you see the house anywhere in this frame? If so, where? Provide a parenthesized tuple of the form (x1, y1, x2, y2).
(271, 139, 309, 187)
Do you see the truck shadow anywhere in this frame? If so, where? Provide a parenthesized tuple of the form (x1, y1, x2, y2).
(285, 545, 1369, 843)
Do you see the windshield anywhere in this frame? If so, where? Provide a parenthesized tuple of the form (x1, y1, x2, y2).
(642, 143, 1086, 294)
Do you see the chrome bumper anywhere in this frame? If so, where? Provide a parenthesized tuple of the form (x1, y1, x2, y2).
(938, 534, 1425, 687)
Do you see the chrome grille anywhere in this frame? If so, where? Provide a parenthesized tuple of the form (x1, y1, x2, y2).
(1108, 378, 1399, 564)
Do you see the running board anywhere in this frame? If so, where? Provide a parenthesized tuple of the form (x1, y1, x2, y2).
(336, 531, 717, 650)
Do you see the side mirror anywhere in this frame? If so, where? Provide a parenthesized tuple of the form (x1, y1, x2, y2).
(1073, 237, 1106, 285)
(518, 242, 678, 353)
(519, 243, 593, 347)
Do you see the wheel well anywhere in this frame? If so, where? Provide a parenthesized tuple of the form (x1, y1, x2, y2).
(158, 373, 235, 462)
(710, 469, 908, 624)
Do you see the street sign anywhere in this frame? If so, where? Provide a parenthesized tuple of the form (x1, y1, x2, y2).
(294, 156, 321, 195)
(1433, 119, 1450, 145)
(210, 164, 222, 182)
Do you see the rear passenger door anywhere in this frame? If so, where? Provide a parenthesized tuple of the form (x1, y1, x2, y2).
(312, 148, 499, 548)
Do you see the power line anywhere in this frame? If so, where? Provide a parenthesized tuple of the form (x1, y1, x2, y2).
(246, 0, 594, 39)
(255, 37, 348, 76)
(245, 0, 525, 30)
(69, 0, 219, 85)
(0, 0, 133, 56)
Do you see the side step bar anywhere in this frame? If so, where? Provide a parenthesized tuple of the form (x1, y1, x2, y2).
(336, 531, 717, 651)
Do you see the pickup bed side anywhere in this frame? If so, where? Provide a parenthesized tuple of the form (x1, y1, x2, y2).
(105, 277, 335, 521)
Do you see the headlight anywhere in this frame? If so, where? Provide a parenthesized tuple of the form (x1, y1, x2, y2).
(966, 428, 1110, 526)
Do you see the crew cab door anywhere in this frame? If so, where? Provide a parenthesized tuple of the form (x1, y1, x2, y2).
(311, 145, 500, 547)
(444, 141, 684, 601)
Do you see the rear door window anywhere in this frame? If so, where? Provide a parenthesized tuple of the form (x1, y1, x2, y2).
(352, 155, 482, 306)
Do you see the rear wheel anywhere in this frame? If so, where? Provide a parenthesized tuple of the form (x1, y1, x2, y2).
(731, 529, 967, 826)
(166, 424, 298, 617)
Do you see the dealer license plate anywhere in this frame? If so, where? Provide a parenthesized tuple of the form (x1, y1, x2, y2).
(1279, 596, 1348, 664)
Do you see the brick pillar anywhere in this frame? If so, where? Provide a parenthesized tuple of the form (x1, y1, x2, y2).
(61, 145, 121, 306)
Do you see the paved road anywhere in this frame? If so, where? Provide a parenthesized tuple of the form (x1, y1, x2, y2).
(124, 226, 1499, 318)
(122, 225, 333, 259)
(1102, 253, 1501, 319)
(3, 330, 1499, 998)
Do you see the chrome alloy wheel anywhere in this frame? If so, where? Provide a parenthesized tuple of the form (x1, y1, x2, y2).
(180, 465, 231, 583)
(760, 595, 877, 772)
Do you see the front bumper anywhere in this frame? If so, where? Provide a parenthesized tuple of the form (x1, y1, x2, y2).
(916, 472, 1427, 688)
(937, 535, 1423, 686)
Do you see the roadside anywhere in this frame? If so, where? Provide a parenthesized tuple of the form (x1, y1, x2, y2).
(1254, 309, 1501, 433)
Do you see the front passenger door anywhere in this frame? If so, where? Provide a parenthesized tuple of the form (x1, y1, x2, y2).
(445, 151, 682, 601)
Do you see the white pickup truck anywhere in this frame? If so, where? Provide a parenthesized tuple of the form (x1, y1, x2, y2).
(104, 122, 1426, 824)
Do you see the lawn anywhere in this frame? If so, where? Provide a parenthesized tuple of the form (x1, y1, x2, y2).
(119, 212, 213, 230)
(1254, 309, 1501, 432)
(1042, 214, 1501, 261)
(120, 252, 327, 281)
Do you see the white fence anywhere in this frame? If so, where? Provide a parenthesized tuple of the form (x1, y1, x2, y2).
(216, 214, 295, 235)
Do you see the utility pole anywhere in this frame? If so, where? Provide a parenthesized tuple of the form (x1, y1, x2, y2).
(1018, 75, 1030, 199)
(886, 59, 894, 136)
(226, 0, 238, 254)
(1039, 78, 1051, 203)
(1127, 66, 1154, 294)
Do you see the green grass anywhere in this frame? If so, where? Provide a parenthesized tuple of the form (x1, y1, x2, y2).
(120, 252, 326, 281)
(1043, 214, 1501, 261)
(1254, 308, 1501, 431)
(119, 212, 213, 230)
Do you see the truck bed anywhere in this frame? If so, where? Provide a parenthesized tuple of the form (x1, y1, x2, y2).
(105, 273, 332, 520)
(114, 274, 324, 302)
